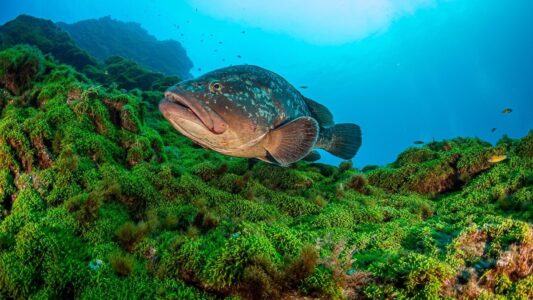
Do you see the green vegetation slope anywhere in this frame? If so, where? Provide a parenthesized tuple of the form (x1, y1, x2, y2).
(58, 16, 193, 78)
(0, 15, 187, 91)
(0, 45, 531, 299)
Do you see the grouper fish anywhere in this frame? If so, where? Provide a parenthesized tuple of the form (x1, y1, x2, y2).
(159, 65, 362, 166)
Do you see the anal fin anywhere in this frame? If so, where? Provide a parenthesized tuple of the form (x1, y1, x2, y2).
(302, 150, 321, 162)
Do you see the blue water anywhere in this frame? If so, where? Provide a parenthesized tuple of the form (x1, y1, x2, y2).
(2, 0, 532, 167)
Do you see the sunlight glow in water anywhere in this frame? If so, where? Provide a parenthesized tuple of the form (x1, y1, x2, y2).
(189, 0, 436, 44)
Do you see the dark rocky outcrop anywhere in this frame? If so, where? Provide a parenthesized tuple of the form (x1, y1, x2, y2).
(0, 15, 97, 70)
(0, 15, 184, 92)
(58, 16, 193, 78)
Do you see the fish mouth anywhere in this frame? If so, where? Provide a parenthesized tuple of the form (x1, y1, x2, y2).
(160, 90, 227, 134)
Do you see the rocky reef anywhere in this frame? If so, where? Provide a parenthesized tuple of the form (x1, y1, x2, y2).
(0, 15, 191, 90)
(0, 44, 531, 299)
(0, 15, 97, 70)
(58, 16, 193, 79)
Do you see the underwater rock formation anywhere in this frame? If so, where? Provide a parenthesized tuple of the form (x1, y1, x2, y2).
(0, 15, 187, 91)
(58, 16, 193, 79)
(0, 15, 97, 70)
(83, 55, 179, 91)
(0, 45, 531, 299)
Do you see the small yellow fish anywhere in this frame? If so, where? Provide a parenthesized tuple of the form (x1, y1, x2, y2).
(488, 154, 507, 163)
(502, 108, 512, 114)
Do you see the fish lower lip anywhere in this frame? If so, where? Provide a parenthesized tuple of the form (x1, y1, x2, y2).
(160, 98, 204, 126)
(163, 91, 226, 134)
(164, 93, 207, 126)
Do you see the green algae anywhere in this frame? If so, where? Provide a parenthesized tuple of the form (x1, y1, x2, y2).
(0, 15, 97, 70)
(0, 15, 182, 93)
(0, 45, 531, 299)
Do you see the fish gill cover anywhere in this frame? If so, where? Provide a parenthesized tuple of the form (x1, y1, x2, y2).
(0, 14, 532, 300)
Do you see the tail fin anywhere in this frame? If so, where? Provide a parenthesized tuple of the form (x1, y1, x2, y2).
(319, 123, 361, 160)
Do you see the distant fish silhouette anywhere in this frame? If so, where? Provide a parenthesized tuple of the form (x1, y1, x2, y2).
(413, 140, 424, 145)
(237, 55, 242, 58)
(502, 108, 512, 114)
(218, 41, 223, 44)
(299, 85, 308, 89)
(241, 30, 246, 34)
(491, 127, 497, 133)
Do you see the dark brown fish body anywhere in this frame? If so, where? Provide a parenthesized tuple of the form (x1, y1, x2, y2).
(159, 65, 361, 166)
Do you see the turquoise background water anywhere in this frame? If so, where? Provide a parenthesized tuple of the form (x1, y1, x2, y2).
(2, 0, 532, 166)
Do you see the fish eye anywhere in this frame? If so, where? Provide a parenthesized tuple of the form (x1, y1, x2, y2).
(209, 82, 223, 93)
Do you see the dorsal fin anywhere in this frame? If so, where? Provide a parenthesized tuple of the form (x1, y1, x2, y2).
(263, 116, 319, 166)
(304, 97, 334, 127)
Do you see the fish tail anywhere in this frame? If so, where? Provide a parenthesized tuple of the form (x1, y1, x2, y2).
(317, 123, 362, 160)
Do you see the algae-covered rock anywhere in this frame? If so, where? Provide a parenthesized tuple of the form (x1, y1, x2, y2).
(58, 16, 193, 78)
(0, 15, 181, 92)
(0, 45, 44, 95)
(84, 56, 168, 91)
(0, 15, 97, 70)
(0, 44, 531, 300)
(368, 137, 513, 197)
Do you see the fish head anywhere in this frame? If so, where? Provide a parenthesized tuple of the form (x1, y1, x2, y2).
(159, 67, 272, 153)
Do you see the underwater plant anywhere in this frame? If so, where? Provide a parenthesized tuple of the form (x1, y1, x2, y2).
(0, 15, 97, 70)
(0, 32, 531, 300)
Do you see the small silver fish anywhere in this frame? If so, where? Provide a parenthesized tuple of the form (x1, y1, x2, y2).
(159, 65, 362, 166)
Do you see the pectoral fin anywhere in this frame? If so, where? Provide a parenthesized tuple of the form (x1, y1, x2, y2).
(264, 116, 319, 166)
